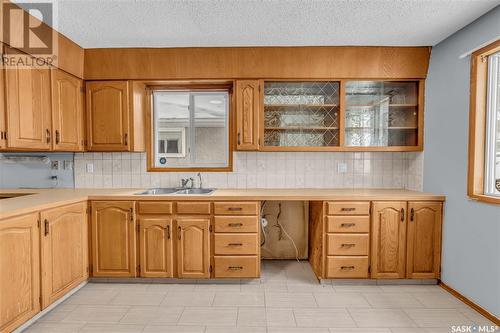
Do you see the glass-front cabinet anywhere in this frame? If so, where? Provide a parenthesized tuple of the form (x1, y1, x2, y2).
(262, 81, 340, 150)
(344, 81, 420, 148)
(257, 80, 422, 151)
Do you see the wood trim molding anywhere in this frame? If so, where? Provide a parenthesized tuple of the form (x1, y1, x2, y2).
(467, 39, 500, 205)
(439, 282, 500, 326)
(84, 46, 431, 80)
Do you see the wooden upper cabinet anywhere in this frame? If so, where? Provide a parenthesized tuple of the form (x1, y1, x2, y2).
(176, 218, 210, 279)
(4, 48, 52, 150)
(0, 213, 40, 333)
(91, 201, 136, 277)
(51, 69, 84, 151)
(139, 217, 173, 278)
(0, 45, 6, 149)
(407, 202, 443, 279)
(371, 201, 407, 279)
(86, 81, 130, 151)
(40, 202, 88, 309)
(235, 80, 260, 150)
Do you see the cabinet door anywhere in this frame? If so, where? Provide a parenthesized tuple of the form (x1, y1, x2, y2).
(86, 81, 130, 151)
(40, 202, 88, 309)
(235, 80, 260, 150)
(139, 217, 173, 278)
(176, 218, 210, 279)
(0, 213, 40, 333)
(407, 202, 443, 279)
(5, 50, 52, 149)
(371, 201, 407, 279)
(91, 201, 136, 277)
(51, 69, 84, 151)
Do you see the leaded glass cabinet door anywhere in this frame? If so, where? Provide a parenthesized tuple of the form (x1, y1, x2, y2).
(344, 81, 420, 149)
(262, 81, 340, 150)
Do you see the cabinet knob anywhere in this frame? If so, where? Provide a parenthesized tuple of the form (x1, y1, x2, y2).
(228, 223, 243, 227)
(44, 219, 49, 236)
(124, 133, 128, 146)
(341, 243, 355, 248)
(340, 266, 355, 270)
(46, 129, 51, 143)
(228, 207, 243, 211)
(341, 207, 356, 212)
(340, 223, 355, 228)
(228, 266, 243, 270)
(228, 243, 243, 246)
(237, 133, 241, 145)
(166, 225, 170, 239)
(178, 226, 181, 240)
(55, 130, 60, 144)
(410, 208, 415, 222)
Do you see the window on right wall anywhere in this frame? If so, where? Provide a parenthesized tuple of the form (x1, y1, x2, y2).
(468, 39, 500, 204)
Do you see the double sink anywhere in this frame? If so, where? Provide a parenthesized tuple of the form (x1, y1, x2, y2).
(135, 188, 215, 195)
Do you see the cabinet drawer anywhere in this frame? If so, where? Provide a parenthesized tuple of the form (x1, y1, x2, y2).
(327, 202, 370, 215)
(327, 234, 369, 256)
(214, 202, 259, 215)
(214, 216, 258, 233)
(214, 234, 258, 255)
(326, 216, 369, 233)
(138, 201, 172, 214)
(326, 256, 369, 278)
(176, 202, 211, 215)
(213, 256, 259, 278)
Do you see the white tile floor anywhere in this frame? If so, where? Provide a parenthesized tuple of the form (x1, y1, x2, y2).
(23, 261, 497, 333)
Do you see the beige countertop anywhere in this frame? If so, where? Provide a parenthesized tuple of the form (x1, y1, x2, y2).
(0, 188, 445, 220)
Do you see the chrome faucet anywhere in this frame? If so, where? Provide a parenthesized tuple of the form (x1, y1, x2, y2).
(181, 177, 194, 188)
(197, 172, 203, 189)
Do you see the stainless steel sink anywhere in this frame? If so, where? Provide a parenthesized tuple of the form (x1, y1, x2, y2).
(135, 188, 178, 195)
(135, 188, 215, 195)
(174, 188, 215, 195)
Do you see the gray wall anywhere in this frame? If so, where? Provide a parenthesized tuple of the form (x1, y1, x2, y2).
(0, 153, 74, 188)
(424, 6, 500, 317)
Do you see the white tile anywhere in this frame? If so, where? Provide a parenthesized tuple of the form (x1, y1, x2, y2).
(266, 308, 296, 327)
(62, 305, 130, 323)
(265, 292, 317, 308)
(363, 293, 424, 308)
(143, 326, 205, 332)
(314, 292, 370, 308)
(178, 307, 237, 326)
(213, 292, 264, 307)
(237, 307, 266, 327)
(348, 309, 416, 328)
(119, 306, 183, 324)
(411, 292, 468, 309)
(293, 308, 356, 328)
(110, 292, 167, 306)
(403, 308, 473, 327)
(162, 291, 215, 306)
(23, 322, 85, 332)
(269, 328, 329, 333)
(79, 323, 144, 333)
(205, 327, 266, 333)
(329, 329, 391, 333)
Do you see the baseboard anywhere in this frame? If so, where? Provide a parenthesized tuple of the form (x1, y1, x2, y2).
(439, 281, 500, 326)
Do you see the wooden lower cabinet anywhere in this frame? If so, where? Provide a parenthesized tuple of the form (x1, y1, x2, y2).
(406, 202, 443, 279)
(0, 213, 40, 333)
(91, 201, 136, 277)
(213, 256, 259, 278)
(371, 201, 407, 279)
(40, 202, 88, 309)
(176, 218, 210, 279)
(139, 217, 173, 278)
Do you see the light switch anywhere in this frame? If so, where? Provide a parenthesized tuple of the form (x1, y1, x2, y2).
(337, 162, 347, 173)
(86, 163, 94, 173)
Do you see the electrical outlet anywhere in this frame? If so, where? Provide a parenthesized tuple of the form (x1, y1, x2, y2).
(51, 160, 60, 170)
(86, 163, 94, 173)
(337, 162, 347, 173)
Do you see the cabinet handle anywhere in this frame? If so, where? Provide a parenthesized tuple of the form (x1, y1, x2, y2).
(340, 223, 356, 228)
(340, 266, 355, 270)
(410, 208, 414, 222)
(129, 208, 134, 221)
(178, 226, 181, 240)
(341, 207, 355, 212)
(46, 129, 51, 143)
(237, 133, 241, 145)
(44, 219, 49, 236)
(228, 243, 243, 246)
(124, 133, 128, 146)
(228, 207, 243, 211)
(341, 243, 355, 248)
(55, 130, 60, 144)
(228, 266, 243, 270)
(228, 223, 243, 227)
(401, 208, 405, 222)
(166, 225, 170, 239)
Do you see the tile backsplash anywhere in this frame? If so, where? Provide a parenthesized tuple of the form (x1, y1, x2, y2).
(74, 152, 423, 190)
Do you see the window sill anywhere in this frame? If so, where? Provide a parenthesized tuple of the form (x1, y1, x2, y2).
(468, 194, 500, 205)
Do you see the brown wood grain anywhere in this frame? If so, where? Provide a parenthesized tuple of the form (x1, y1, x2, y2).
(139, 216, 173, 278)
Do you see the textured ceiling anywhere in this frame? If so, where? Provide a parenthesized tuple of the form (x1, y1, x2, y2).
(15, 0, 500, 48)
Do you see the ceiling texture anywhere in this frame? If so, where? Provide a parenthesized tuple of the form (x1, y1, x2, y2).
(15, 0, 500, 48)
